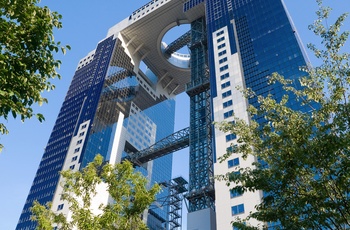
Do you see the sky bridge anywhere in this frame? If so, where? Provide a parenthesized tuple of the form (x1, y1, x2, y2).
(126, 127, 190, 166)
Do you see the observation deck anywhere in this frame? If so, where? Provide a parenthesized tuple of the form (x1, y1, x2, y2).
(108, 0, 205, 96)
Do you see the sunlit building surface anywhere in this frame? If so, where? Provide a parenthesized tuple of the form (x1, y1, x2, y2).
(17, 0, 307, 229)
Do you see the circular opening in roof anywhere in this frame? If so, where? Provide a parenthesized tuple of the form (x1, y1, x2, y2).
(161, 24, 191, 69)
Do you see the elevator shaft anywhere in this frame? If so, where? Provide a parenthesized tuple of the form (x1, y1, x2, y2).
(186, 17, 215, 212)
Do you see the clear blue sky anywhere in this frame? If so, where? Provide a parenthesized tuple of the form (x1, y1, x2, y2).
(0, 1, 348, 229)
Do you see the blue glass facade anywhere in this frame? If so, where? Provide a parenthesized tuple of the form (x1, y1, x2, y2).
(16, 36, 117, 230)
(231, 0, 307, 115)
(144, 100, 175, 229)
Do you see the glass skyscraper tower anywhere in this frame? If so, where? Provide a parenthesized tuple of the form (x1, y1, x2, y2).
(17, 0, 308, 229)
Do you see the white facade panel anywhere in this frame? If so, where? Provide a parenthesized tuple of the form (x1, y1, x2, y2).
(51, 120, 90, 222)
(211, 26, 262, 228)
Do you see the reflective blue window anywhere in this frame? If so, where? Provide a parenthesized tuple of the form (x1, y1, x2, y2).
(220, 65, 228, 72)
(218, 50, 227, 56)
(217, 37, 225, 43)
(219, 57, 228, 64)
(57, 204, 64, 211)
(216, 30, 224, 36)
(224, 110, 234, 119)
(230, 188, 243, 198)
(227, 144, 237, 153)
(222, 90, 231, 98)
(220, 72, 229, 80)
(226, 133, 236, 142)
(223, 100, 233, 108)
(231, 204, 245, 215)
(228, 157, 239, 168)
(221, 81, 230, 89)
(218, 43, 226, 49)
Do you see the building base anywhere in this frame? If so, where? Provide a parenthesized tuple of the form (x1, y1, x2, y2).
(187, 208, 216, 230)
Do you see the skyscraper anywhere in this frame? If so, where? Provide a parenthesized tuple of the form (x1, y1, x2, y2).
(17, 0, 308, 229)
(210, 0, 308, 228)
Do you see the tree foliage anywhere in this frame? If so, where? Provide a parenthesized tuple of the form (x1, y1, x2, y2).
(0, 0, 69, 151)
(31, 155, 160, 230)
(217, 0, 350, 229)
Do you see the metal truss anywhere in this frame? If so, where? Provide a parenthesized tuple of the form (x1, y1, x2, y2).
(186, 68, 210, 97)
(159, 177, 189, 230)
(164, 30, 191, 58)
(127, 127, 190, 165)
(124, 16, 215, 222)
(186, 17, 215, 212)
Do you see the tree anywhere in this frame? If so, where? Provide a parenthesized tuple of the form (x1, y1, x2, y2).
(31, 155, 161, 230)
(217, 0, 350, 229)
(0, 0, 69, 151)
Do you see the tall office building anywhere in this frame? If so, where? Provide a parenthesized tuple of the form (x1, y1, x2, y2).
(17, 0, 308, 229)
(210, 1, 308, 228)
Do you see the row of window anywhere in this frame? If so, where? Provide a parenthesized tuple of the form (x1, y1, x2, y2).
(216, 28, 239, 201)
(131, 0, 167, 20)
(31, 162, 62, 184)
(69, 145, 78, 170)
(27, 179, 57, 198)
(136, 76, 157, 99)
(183, 0, 205, 11)
(216, 33, 233, 124)
(70, 128, 83, 170)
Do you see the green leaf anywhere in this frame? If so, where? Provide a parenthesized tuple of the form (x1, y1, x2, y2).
(31, 155, 159, 229)
(0, 0, 70, 149)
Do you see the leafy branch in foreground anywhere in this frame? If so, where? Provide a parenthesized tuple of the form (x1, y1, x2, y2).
(0, 0, 70, 151)
(31, 155, 160, 230)
(217, 0, 350, 229)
